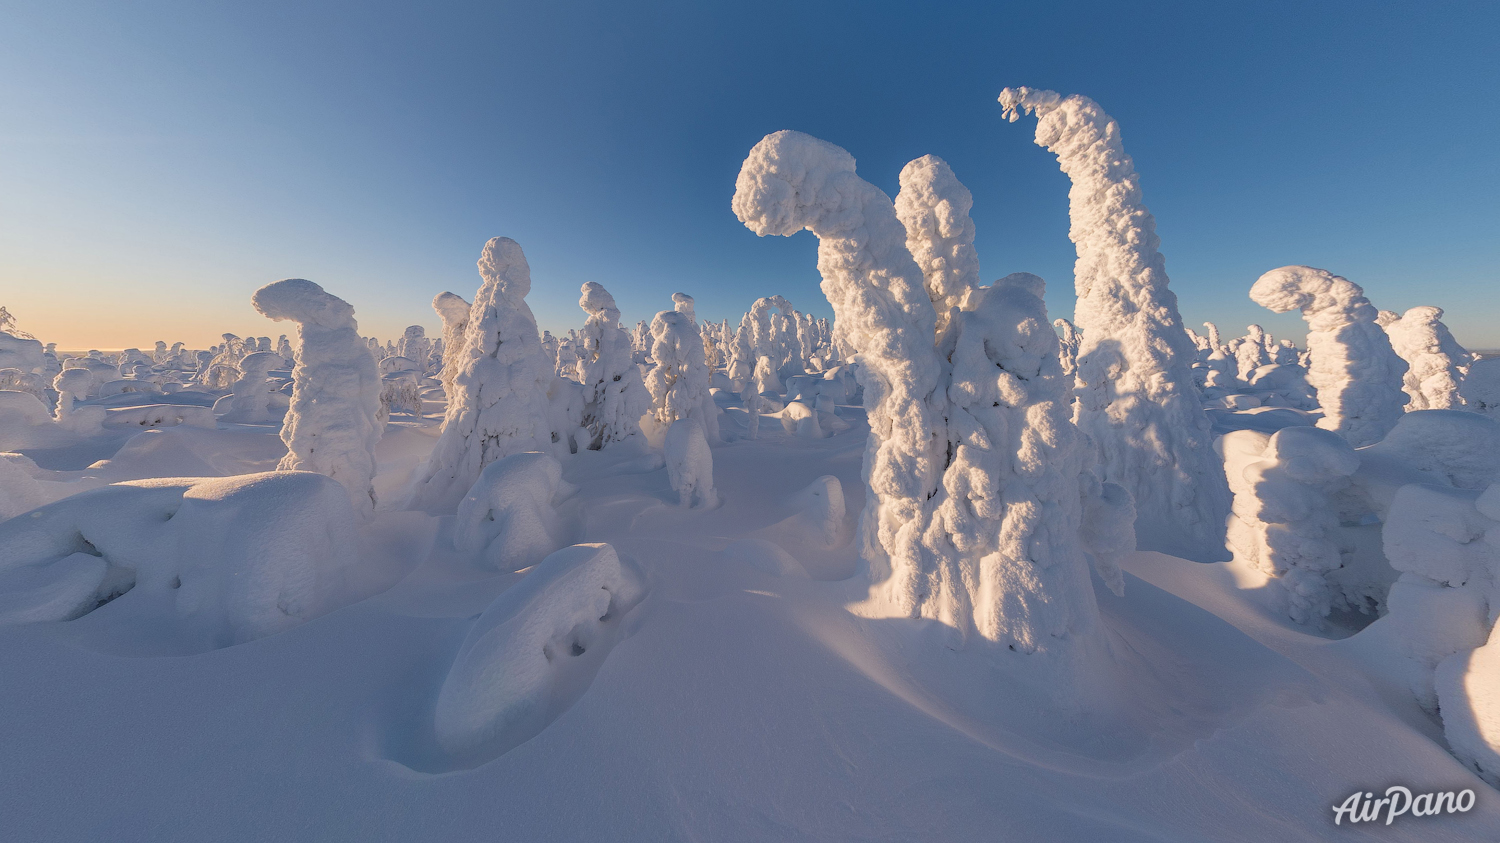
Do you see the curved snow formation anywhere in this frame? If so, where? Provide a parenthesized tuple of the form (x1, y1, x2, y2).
(999, 87, 1230, 562)
(734, 130, 1126, 655)
(407, 238, 556, 511)
(1250, 266, 1408, 447)
(253, 279, 382, 516)
(433, 542, 644, 760)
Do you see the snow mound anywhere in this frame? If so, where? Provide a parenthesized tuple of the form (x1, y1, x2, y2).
(0, 553, 108, 626)
(1365, 409, 1500, 490)
(433, 542, 644, 760)
(453, 452, 575, 572)
(791, 475, 845, 544)
(0, 471, 363, 647)
(1462, 357, 1500, 416)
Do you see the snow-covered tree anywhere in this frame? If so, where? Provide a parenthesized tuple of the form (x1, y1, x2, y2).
(734, 131, 1130, 658)
(1381, 306, 1470, 410)
(1000, 87, 1230, 562)
(432, 291, 471, 396)
(1250, 266, 1408, 447)
(645, 308, 719, 442)
(405, 238, 556, 511)
(252, 278, 382, 516)
(222, 351, 280, 423)
(576, 282, 649, 449)
(1054, 317, 1081, 379)
(396, 325, 432, 374)
(893, 154, 978, 344)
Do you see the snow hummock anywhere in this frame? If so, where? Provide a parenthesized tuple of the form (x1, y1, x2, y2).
(453, 452, 575, 572)
(253, 278, 382, 516)
(1250, 265, 1408, 447)
(1000, 87, 1230, 562)
(433, 542, 643, 762)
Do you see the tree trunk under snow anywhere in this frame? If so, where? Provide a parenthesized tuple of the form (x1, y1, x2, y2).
(1000, 87, 1230, 562)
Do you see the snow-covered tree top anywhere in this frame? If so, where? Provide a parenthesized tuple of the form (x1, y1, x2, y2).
(893, 154, 980, 331)
(252, 279, 356, 331)
(477, 237, 532, 302)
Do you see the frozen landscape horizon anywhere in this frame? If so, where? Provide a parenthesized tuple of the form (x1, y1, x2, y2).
(3, 3, 1499, 841)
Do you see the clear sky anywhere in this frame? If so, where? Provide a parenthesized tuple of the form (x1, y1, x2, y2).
(2, 1, 1497, 351)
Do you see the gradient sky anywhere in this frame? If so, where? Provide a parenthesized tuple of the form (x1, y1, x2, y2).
(2, 1, 1497, 351)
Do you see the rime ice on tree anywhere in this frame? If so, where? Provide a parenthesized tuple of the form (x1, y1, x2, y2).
(1000, 87, 1230, 562)
(252, 278, 382, 516)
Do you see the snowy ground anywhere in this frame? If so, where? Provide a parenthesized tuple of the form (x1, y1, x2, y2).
(0, 390, 1494, 842)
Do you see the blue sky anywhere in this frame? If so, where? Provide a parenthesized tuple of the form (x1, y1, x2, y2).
(2, 1, 1497, 350)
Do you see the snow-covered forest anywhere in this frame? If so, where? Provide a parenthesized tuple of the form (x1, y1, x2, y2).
(2, 88, 1498, 841)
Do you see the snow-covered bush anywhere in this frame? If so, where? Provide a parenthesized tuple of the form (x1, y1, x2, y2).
(576, 282, 649, 449)
(433, 542, 643, 758)
(406, 238, 556, 511)
(0, 472, 361, 646)
(646, 309, 719, 442)
(1381, 306, 1470, 410)
(453, 452, 574, 572)
(252, 278, 382, 517)
(664, 417, 716, 508)
(1221, 426, 1361, 624)
(1250, 265, 1408, 447)
(1000, 87, 1229, 561)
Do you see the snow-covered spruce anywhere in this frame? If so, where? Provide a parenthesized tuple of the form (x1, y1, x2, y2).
(1250, 266, 1407, 447)
(1221, 427, 1360, 624)
(1000, 87, 1230, 562)
(1380, 306, 1470, 411)
(645, 307, 719, 442)
(432, 291, 472, 396)
(1054, 317, 1081, 380)
(252, 278, 382, 516)
(576, 282, 649, 450)
(453, 452, 574, 572)
(405, 238, 557, 511)
(734, 130, 1128, 655)
(664, 417, 717, 508)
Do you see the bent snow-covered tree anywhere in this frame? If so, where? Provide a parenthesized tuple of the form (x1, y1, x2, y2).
(1249, 266, 1407, 447)
(577, 282, 649, 449)
(1381, 306, 1470, 411)
(252, 278, 381, 516)
(734, 131, 1129, 657)
(406, 238, 556, 511)
(999, 87, 1229, 562)
(432, 291, 472, 396)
